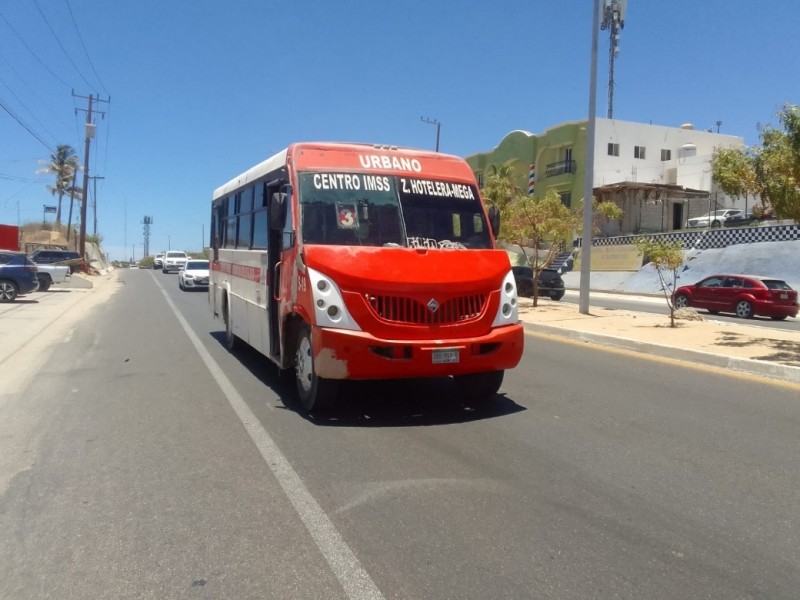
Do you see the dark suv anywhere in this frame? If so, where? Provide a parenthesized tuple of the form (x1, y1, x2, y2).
(29, 249, 82, 272)
(0, 250, 39, 302)
(512, 265, 566, 301)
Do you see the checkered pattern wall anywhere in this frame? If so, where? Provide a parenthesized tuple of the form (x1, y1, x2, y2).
(577, 224, 800, 249)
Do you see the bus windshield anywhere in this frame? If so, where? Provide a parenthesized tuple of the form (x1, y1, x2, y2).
(298, 172, 492, 249)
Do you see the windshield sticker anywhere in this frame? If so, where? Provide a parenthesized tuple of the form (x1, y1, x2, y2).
(336, 203, 358, 229)
(408, 237, 467, 250)
(400, 178, 475, 200)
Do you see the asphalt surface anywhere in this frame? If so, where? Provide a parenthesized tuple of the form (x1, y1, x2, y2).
(3, 269, 799, 599)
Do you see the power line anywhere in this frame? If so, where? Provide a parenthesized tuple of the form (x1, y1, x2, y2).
(63, 0, 108, 95)
(0, 95, 55, 153)
(0, 75, 61, 144)
(32, 0, 97, 94)
(0, 52, 73, 132)
(0, 173, 46, 182)
(0, 10, 72, 89)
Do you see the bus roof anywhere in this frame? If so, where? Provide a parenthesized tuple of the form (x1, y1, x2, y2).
(212, 142, 475, 200)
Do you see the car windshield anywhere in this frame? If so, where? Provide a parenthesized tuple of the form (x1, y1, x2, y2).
(762, 279, 792, 290)
(166, 252, 185, 258)
(297, 172, 492, 249)
(185, 261, 208, 270)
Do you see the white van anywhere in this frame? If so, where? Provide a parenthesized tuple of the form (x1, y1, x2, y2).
(162, 251, 189, 273)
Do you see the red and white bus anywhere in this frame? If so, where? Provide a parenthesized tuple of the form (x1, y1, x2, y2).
(209, 142, 523, 411)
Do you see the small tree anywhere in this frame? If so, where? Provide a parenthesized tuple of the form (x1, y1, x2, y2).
(636, 237, 685, 327)
(481, 165, 522, 219)
(573, 198, 624, 235)
(503, 190, 579, 306)
(754, 103, 800, 223)
(711, 146, 760, 214)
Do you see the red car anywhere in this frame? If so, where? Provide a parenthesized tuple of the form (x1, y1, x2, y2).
(673, 275, 798, 320)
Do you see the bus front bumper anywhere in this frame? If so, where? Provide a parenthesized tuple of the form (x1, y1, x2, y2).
(312, 324, 525, 380)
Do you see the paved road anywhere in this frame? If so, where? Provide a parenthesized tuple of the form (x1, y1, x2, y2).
(1, 269, 799, 599)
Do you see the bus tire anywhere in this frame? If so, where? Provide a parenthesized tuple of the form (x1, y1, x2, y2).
(453, 370, 504, 402)
(223, 300, 240, 351)
(295, 325, 337, 412)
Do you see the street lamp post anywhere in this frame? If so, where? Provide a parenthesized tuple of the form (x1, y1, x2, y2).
(579, 0, 602, 315)
(420, 116, 441, 152)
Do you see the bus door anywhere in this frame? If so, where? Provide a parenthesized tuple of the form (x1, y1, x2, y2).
(210, 202, 225, 318)
(267, 181, 290, 359)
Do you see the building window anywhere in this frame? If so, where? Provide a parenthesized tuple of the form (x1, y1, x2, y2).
(564, 147, 573, 162)
(559, 191, 572, 207)
(607, 143, 619, 157)
(660, 149, 672, 161)
(634, 146, 646, 159)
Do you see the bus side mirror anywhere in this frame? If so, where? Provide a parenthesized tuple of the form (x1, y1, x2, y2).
(488, 205, 501, 238)
(270, 192, 286, 229)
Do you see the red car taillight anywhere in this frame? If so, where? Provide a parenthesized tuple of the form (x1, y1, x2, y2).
(769, 289, 797, 305)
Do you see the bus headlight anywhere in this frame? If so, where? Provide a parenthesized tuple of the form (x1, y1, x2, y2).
(307, 267, 361, 331)
(492, 270, 519, 326)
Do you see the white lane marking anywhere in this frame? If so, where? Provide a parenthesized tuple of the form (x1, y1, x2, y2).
(153, 275, 385, 600)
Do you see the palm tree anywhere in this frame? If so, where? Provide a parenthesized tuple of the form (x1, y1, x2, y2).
(38, 145, 79, 225)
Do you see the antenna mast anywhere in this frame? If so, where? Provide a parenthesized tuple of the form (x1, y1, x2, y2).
(600, 0, 626, 119)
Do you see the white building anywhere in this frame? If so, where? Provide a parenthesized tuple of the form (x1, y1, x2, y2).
(593, 119, 745, 234)
(467, 118, 749, 235)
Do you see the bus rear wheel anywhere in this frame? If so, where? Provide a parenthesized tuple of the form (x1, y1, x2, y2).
(223, 301, 239, 351)
(453, 370, 504, 403)
(295, 325, 337, 412)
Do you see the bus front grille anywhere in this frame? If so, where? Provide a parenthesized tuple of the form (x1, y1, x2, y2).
(366, 293, 487, 325)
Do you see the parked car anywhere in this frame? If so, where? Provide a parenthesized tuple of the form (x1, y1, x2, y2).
(153, 252, 166, 270)
(672, 274, 798, 320)
(162, 251, 189, 273)
(722, 211, 761, 227)
(29, 248, 83, 273)
(178, 259, 209, 291)
(512, 265, 565, 301)
(34, 264, 70, 291)
(686, 209, 743, 229)
(0, 250, 39, 302)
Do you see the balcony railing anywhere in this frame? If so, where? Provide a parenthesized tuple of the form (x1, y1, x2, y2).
(545, 159, 577, 178)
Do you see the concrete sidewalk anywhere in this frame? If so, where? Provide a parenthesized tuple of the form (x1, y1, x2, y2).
(518, 295, 800, 385)
(0, 272, 113, 367)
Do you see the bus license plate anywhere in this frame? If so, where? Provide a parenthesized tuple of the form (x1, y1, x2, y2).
(432, 348, 460, 364)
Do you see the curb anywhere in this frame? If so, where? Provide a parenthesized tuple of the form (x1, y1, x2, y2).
(524, 322, 800, 385)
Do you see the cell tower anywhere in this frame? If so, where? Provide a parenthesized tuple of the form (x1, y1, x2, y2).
(600, 0, 627, 119)
(143, 216, 153, 258)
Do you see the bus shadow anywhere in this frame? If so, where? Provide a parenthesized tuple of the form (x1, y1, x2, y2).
(304, 378, 527, 428)
(210, 332, 526, 427)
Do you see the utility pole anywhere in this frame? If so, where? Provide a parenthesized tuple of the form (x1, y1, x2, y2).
(420, 116, 441, 152)
(74, 91, 109, 258)
(89, 175, 105, 237)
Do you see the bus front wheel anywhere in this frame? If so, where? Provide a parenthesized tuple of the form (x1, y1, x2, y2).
(453, 370, 504, 403)
(295, 325, 337, 412)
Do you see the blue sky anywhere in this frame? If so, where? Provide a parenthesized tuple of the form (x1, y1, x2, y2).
(1, 0, 798, 261)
